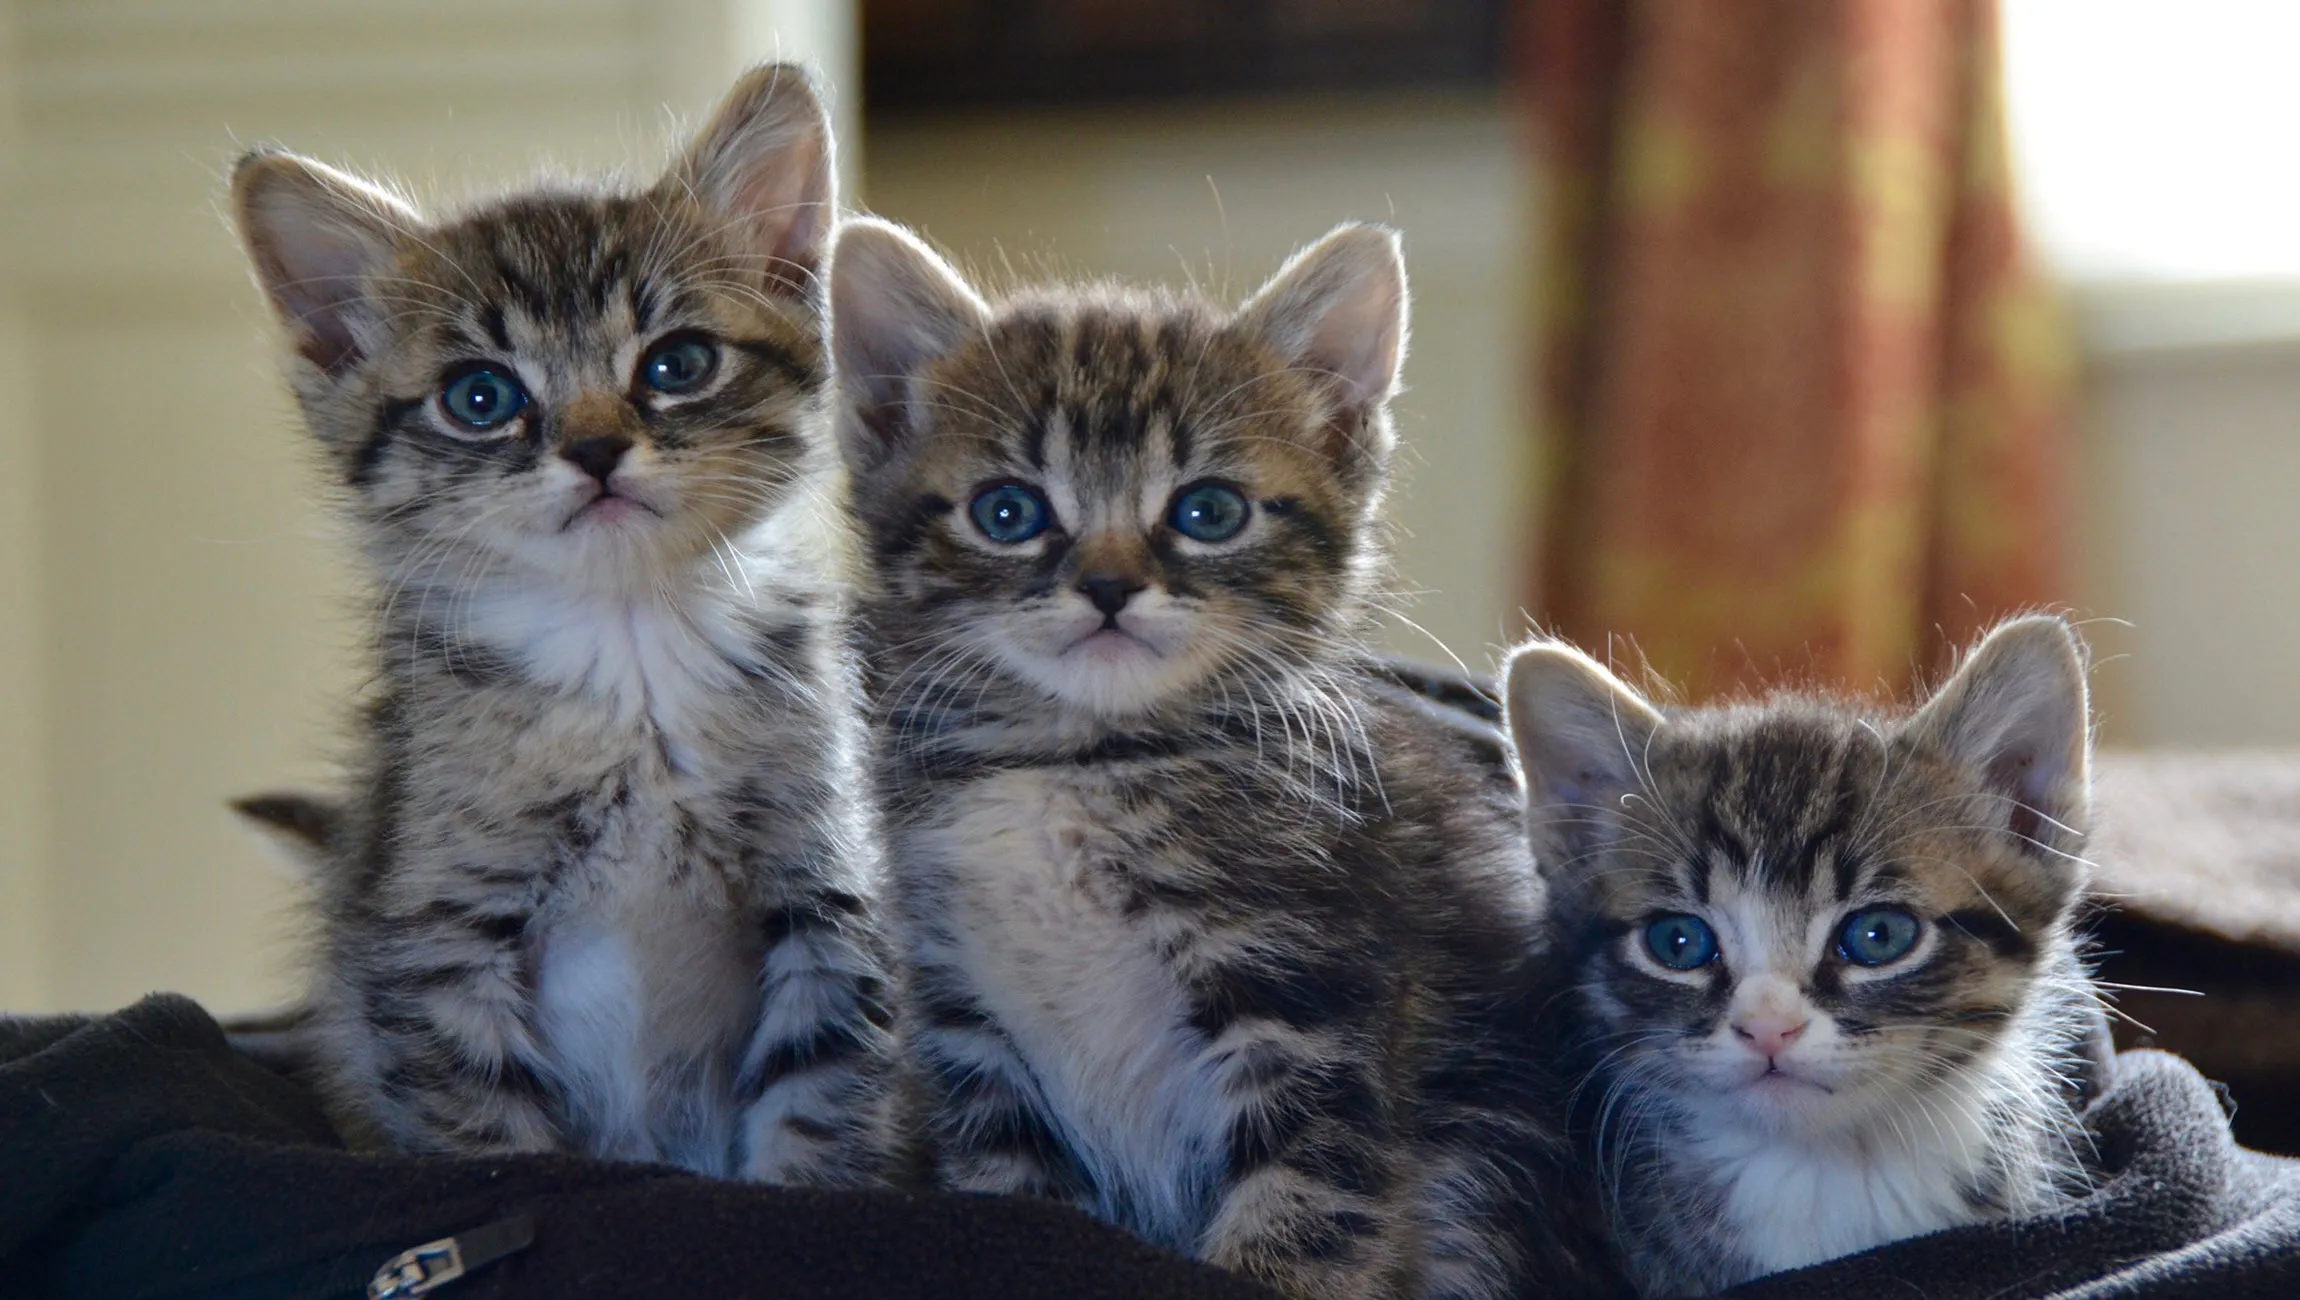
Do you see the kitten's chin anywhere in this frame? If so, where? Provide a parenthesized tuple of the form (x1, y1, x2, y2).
(1026, 653, 1184, 719)
(470, 497, 744, 598)
(981, 611, 1201, 719)
(1725, 1070, 1840, 1128)
(562, 493, 661, 531)
(1069, 626, 1158, 665)
(1670, 1056, 1851, 1134)
(1716, 1062, 1950, 1144)
(992, 636, 1196, 720)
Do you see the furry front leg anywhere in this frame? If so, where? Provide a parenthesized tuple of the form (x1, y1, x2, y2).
(735, 899, 901, 1185)
(1411, 1111, 1614, 1300)
(1198, 1033, 1409, 1300)
(912, 985, 1094, 1203)
(337, 933, 562, 1154)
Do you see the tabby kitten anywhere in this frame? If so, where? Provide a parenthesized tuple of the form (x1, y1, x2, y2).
(1503, 617, 2101, 1296)
(827, 219, 1614, 1299)
(230, 65, 897, 1183)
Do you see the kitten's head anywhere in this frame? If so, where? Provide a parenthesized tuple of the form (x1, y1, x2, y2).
(1504, 617, 2094, 1139)
(232, 64, 834, 592)
(827, 219, 1407, 720)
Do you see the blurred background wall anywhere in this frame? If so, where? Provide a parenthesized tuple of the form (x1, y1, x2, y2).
(0, 0, 2294, 1015)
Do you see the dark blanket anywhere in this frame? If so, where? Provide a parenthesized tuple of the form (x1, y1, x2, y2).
(2, 995, 1276, 1300)
(8, 997, 2300, 1299)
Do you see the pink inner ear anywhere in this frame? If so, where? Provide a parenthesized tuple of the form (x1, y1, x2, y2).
(1305, 292, 1401, 411)
(287, 286, 366, 371)
(2008, 802, 2043, 846)
(684, 107, 833, 302)
(252, 221, 382, 373)
(745, 158, 829, 297)
(1989, 748, 2051, 846)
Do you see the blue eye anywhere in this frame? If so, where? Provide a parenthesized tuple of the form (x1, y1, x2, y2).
(1168, 481, 1250, 542)
(969, 481, 1052, 544)
(1837, 907, 1921, 966)
(1643, 914, 1718, 970)
(642, 335, 717, 393)
(439, 366, 528, 431)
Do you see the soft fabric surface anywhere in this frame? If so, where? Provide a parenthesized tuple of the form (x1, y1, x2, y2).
(10, 996, 2300, 1298)
(2, 995, 1278, 1300)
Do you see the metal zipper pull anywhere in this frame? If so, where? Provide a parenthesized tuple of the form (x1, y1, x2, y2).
(368, 1214, 536, 1298)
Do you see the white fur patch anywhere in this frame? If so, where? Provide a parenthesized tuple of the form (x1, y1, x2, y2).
(1694, 1060, 2006, 1279)
(533, 920, 650, 1157)
(922, 767, 1226, 1247)
(463, 578, 758, 744)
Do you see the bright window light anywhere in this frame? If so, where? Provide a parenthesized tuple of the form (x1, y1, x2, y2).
(2003, 0, 2300, 282)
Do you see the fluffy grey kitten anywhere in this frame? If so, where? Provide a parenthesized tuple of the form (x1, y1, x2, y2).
(826, 218, 1617, 1299)
(1504, 616, 2102, 1296)
(229, 65, 897, 1183)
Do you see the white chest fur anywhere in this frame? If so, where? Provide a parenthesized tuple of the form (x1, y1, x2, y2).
(922, 767, 1224, 1247)
(439, 576, 783, 1170)
(465, 579, 761, 748)
(532, 869, 761, 1172)
(503, 678, 773, 1172)
(1691, 1072, 2003, 1282)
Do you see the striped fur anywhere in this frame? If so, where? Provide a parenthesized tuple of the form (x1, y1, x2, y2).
(228, 64, 898, 1183)
(1504, 618, 2102, 1296)
(828, 219, 1617, 1298)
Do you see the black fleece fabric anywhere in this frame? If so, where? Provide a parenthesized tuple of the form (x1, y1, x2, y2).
(8, 996, 2300, 1300)
(1, 994, 1277, 1300)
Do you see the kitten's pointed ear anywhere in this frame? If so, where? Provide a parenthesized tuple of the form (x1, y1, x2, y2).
(1504, 640, 1665, 874)
(828, 217, 988, 468)
(1233, 223, 1408, 475)
(1906, 615, 2093, 855)
(666, 62, 835, 300)
(231, 150, 417, 373)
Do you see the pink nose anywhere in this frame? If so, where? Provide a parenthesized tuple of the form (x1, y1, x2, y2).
(1732, 1016, 1810, 1057)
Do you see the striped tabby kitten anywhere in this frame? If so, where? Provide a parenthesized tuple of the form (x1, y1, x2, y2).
(1503, 617, 2100, 1296)
(229, 65, 897, 1182)
(827, 219, 1613, 1299)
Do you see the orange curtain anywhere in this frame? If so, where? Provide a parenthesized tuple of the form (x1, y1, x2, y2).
(1522, 0, 2073, 699)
